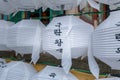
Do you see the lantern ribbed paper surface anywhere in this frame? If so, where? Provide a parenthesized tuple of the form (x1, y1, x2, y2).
(95, 0, 120, 6)
(30, 66, 78, 80)
(40, 0, 99, 11)
(41, 0, 78, 10)
(0, 20, 14, 51)
(8, 0, 43, 11)
(7, 20, 45, 64)
(88, 11, 120, 79)
(0, 61, 37, 80)
(0, 0, 16, 15)
(92, 11, 120, 70)
(43, 15, 94, 59)
(42, 15, 94, 73)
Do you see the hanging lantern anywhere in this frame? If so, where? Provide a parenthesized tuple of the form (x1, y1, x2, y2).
(40, 0, 100, 11)
(92, 11, 120, 70)
(0, 20, 14, 51)
(41, 0, 78, 10)
(0, 61, 36, 80)
(43, 15, 94, 59)
(42, 15, 94, 73)
(30, 66, 78, 80)
(88, 11, 120, 79)
(8, 0, 43, 11)
(0, 0, 16, 15)
(7, 19, 45, 64)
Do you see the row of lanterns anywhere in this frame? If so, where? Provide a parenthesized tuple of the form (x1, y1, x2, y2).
(0, 15, 94, 75)
(0, 10, 120, 79)
(0, 59, 79, 80)
(0, 0, 100, 15)
(1, 0, 120, 15)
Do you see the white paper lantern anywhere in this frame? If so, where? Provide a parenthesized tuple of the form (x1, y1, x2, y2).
(30, 66, 78, 80)
(0, 20, 14, 51)
(0, 61, 36, 80)
(88, 11, 120, 79)
(8, 0, 43, 11)
(40, 0, 100, 11)
(43, 15, 94, 59)
(79, 0, 100, 10)
(92, 11, 120, 70)
(95, 0, 120, 6)
(40, 0, 78, 10)
(42, 15, 94, 73)
(0, 0, 16, 15)
(7, 19, 45, 64)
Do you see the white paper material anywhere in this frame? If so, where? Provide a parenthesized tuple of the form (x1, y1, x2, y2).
(97, 77, 120, 80)
(0, 0, 44, 15)
(31, 24, 42, 64)
(88, 33, 99, 79)
(109, 5, 118, 10)
(87, 0, 100, 10)
(0, 20, 14, 51)
(77, 0, 82, 5)
(0, 0, 16, 15)
(42, 15, 94, 73)
(40, 0, 78, 10)
(8, 0, 42, 11)
(30, 66, 78, 80)
(0, 61, 37, 80)
(40, 0, 100, 10)
(7, 20, 45, 64)
(62, 35, 72, 73)
(79, 0, 87, 10)
(92, 11, 120, 70)
(43, 15, 94, 59)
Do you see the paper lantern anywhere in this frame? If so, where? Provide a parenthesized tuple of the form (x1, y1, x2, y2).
(88, 11, 120, 79)
(0, 61, 36, 80)
(8, 0, 43, 11)
(79, 0, 100, 10)
(30, 66, 78, 80)
(40, 0, 78, 10)
(95, 0, 120, 6)
(0, 0, 16, 15)
(92, 11, 120, 70)
(43, 15, 94, 59)
(7, 19, 45, 63)
(0, 20, 14, 51)
(0, 0, 44, 15)
(42, 15, 94, 73)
